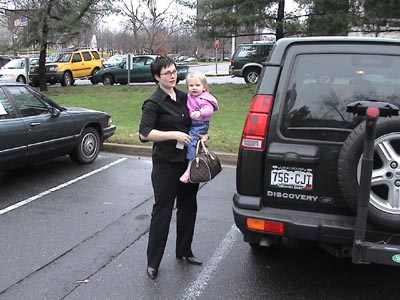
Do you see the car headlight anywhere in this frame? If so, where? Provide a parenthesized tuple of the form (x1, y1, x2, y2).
(47, 66, 58, 72)
(107, 117, 112, 127)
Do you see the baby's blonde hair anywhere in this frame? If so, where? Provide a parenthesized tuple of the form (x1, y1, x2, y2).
(186, 71, 209, 92)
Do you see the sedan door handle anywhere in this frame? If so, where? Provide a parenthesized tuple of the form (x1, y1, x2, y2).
(30, 122, 41, 127)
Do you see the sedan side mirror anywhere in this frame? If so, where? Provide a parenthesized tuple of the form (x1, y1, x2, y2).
(51, 107, 61, 117)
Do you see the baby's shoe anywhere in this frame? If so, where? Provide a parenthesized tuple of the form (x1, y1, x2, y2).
(179, 171, 190, 183)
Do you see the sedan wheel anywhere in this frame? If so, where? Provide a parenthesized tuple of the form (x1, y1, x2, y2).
(70, 127, 100, 164)
(102, 74, 115, 85)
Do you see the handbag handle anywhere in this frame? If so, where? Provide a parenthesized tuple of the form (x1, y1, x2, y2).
(195, 139, 209, 156)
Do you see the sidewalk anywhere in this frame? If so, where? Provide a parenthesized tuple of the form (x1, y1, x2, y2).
(101, 143, 238, 165)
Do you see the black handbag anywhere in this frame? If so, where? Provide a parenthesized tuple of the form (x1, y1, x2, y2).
(189, 140, 222, 183)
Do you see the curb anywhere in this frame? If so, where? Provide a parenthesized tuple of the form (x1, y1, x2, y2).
(101, 143, 238, 166)
(205, 71, 230, 77)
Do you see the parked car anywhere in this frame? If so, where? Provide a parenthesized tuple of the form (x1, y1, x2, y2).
(29, 47, 103, 86)
(92, 55, 189, 85)
(229, 42, 274, 84)
(234, 36, 400, 267)
(103, 55, 125, 68)
(0, 55, 12, 69)
(0, 58, 38, 83)
(183, 56, 197, 63)
(0, 83, 116, 171)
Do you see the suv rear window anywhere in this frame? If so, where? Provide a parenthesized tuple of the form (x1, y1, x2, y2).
(235, 44, 270, 59)
(91, 51, 100, 60)
(82, 51, 92, 61)
(281, 53, 400, 142)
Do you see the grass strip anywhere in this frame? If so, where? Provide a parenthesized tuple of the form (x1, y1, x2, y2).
(44, 83, 255, 153)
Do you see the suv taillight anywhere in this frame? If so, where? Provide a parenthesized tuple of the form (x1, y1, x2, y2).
(240, 94, 273, 150)
(230, 59, 234, 66)
(246, 218, 284, 235)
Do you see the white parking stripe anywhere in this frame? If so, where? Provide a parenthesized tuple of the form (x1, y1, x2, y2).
(180, 224, 240, 300)
(0, 158, 127, 216)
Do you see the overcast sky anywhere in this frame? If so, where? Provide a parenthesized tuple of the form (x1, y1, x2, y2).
(102, 0, 299, 32)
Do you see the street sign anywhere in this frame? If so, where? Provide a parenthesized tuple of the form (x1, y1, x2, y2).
(214, 38, 220, 75)
(214, 37, 220, 49)
(14, 17, 28, 27)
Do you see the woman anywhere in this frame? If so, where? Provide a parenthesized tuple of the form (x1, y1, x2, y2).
(139, 56, 203, 280)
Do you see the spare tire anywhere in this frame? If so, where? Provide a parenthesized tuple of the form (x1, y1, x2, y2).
(337, 117, 400, 230)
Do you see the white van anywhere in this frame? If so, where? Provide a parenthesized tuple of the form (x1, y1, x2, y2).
(0, 58, 38, 84)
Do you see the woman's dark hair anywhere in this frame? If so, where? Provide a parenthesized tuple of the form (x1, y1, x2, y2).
(150, 56, 176, 81)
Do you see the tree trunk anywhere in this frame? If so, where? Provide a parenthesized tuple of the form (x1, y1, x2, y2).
(276, 0, 285, 40)
(39, 40, 48, 92)
(39, 0, 55, 91)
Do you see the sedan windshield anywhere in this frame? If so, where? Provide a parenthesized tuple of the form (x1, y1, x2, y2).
(3, 59, 24, 69)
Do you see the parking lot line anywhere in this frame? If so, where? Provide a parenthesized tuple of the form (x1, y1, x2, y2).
(180, 224, 240, 300)
(0, 158, 127, 216)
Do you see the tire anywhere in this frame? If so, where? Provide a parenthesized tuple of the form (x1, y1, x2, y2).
(337, 118, 400, 230)
(102, 74, 115, 85)
(61, 71, 73, 86)
(90, 68, 100, 84)
(16, 75, 26, 84)
(244, 68, 260, 84)
(70, 127, 100, 164)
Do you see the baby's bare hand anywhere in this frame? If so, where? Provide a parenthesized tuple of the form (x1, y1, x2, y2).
(190, 111, 201, 119)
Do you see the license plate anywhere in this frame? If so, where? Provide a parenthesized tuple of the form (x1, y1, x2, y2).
(270, 166, 313, 190)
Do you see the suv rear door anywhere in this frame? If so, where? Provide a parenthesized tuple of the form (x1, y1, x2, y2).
(241, 41, 400, 215)
(81, 51, 95, 76)
(237, 39, 400, 214)
(70, 52, 85, 78)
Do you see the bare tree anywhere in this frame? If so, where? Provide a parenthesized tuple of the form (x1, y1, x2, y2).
(11, 0, 114, 91)
(118, 0, 193, 54)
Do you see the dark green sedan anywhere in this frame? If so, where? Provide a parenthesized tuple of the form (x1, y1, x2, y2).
(0, 83, 116, 171)
(92, 55, 189, 85)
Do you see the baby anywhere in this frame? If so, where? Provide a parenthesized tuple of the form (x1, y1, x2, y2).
(180, 71, 219, 183)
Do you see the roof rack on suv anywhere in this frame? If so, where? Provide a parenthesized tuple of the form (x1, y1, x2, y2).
(56, 46, 95, 52)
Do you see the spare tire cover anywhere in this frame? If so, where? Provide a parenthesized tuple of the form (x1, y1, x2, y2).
(337, 117, 400, 230)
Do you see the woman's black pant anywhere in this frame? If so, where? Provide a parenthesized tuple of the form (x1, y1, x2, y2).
(147, 161, 199, 269)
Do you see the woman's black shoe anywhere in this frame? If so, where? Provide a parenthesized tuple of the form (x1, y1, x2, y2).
(176, 256, 203, 265)
(147, 266, 158, 279)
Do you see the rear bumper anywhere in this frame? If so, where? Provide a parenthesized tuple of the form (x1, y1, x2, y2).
(228, 66, 243, 77)
(233, 193, 393, 246)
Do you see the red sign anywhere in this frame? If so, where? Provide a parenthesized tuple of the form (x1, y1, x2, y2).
(214, 38, 220, 49)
